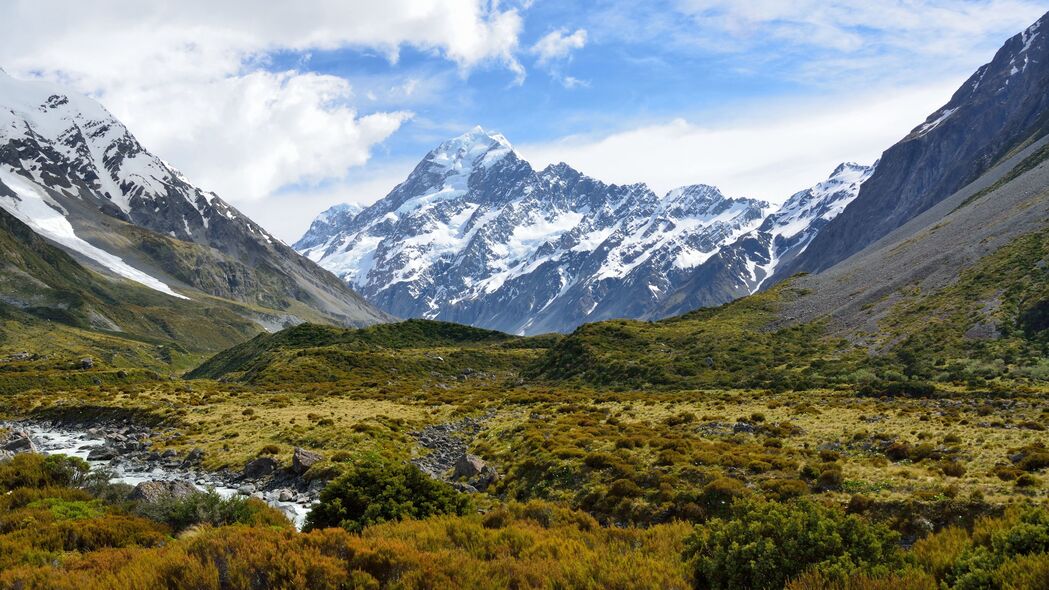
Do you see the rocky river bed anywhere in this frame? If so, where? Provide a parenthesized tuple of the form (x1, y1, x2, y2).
(0, 419, 319, 528)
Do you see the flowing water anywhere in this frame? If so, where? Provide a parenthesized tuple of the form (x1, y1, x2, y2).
(18, 423, 314, 528)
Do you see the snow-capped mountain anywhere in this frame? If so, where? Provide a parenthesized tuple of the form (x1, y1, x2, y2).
(653, 162, 873, 318)
(0, 70, 387, 329)
(296, 126, 771, 335)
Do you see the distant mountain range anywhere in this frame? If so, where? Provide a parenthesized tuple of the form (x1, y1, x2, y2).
(299, 11, 1049, 336)
(0, 70, 388, 354)
(2, 7, 1047, 352)
(296, 128, 870, 334)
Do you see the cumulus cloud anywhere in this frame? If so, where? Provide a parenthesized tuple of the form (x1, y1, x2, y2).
(518, 81, 960, 202)
(0, 0, 525, 201)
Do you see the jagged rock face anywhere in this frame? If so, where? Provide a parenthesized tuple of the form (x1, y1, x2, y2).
(297, 127, 770, 335)
(654, 163, 874, 318)
(780, 10, 1049, 278)
(0, 71, 387, 328)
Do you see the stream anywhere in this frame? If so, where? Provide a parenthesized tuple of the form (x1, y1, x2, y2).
(14, 423, 315, 529)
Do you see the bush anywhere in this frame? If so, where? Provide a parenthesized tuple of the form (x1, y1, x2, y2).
(0, 453, 90, 491)
(857, 380, 937, 398)
(817, 468, 845, 491)
(941, 461, 967, 478)
(305, 458, 469, 532)
(948, 509, 1049, 588)
(136, 491, 290, 532)
(699, 477, 747, 516)
(683, 498, 902, 590)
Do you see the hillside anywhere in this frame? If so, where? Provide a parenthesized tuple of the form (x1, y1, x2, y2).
(778, 12, 1049, 279)
(0, 70, 389, 334)
(527, 139, 1049, 392)
(186, 319, 553, 386)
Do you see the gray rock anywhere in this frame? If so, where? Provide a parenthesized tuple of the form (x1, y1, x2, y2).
(184, 448, 205, 465)
(79, 357, 94, 369)
(453, 454, 487, 479)
(469, 466, 499, 492)
(243, 456, 278, 479)
(87, 445, 119, 461)
(732, 422, 757, 434)
(278, 489, 295, 502)
(292, 447, 323, 475)
(237, 483, 256, 495)
(129, 480, 198, 503)
(1, 430, 35, 453)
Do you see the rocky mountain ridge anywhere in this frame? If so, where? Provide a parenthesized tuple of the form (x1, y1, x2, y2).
(0, 70, 389, 332)
(297, 128, 869, 334)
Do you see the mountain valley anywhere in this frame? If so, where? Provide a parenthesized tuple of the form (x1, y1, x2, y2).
(1, 7, 1049, 590)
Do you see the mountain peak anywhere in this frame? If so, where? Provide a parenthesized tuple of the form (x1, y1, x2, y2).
(431, 125, 512, 158)
(830, 162, 867, 177)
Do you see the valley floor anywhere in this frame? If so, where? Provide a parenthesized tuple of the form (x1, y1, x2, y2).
(2, 371, 1049, 589)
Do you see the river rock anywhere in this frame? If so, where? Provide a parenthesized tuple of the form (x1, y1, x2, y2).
(278, 489, 295, 502)
(244, 456, 278, 479)
(129, 480, 199, 503)
(1, 430, 35, 453)
(87, 445, 119, 461)
(183, 448, 205, 465)
(292, 447, 323, 475)
(238, 483, 256, 495)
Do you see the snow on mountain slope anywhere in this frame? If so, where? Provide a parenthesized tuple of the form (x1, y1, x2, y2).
(777, 9, 1049, 279)
(751, 162, 875, 290)
(652, 162, 874, 319)
(0, 166, 186, 298)
(296, 127, 770, 334)
(0, 71, 266, 244)
(0, 70, 388, 328)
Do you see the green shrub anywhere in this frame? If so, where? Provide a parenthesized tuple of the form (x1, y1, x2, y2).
(0, 453, 90, 491)
(683, 498, 902, 590)
(305, 458, 469, 532)
(949, 509, 1049, 589)
(135, 491, 290, 532)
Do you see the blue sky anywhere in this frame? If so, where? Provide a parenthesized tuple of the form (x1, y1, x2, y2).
(3, 0, 1047, 240)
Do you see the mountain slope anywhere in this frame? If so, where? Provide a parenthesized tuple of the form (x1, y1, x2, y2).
(527, 128, 1049, 391)
(777, 11, 1049, 279)
(0, 205, 266, 371)
(0, 71, 389, 330)
(296, 127, 769, 335)
(654, 162, 873, 318)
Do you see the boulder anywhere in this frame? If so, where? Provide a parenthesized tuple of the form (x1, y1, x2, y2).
(1, 430, 35, 453)
(278, 489, 295, 502)
(237, 483, 256, 495)
(243, 456, 278, 479)
(292, 447, 323, 475)
(183, 448, 205, 465)
(453, 454, 487, 479)
(129, 480, 198, 503)
(79, 357, 94, 370)
(732, 422, 757, 434)
(469, 466, 500, 492)
(87, 445, 119, 461)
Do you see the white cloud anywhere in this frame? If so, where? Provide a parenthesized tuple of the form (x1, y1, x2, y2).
(0, 0, 525, 201)
(236, 159, 418, 243)
(676, 0, 1045, 53)
(596, 1, 1046, 86)
(518, 80, 961, 202)
(531, 28, 588, 65)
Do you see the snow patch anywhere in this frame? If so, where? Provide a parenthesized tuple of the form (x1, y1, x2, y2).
(0, 168, 188, 299)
